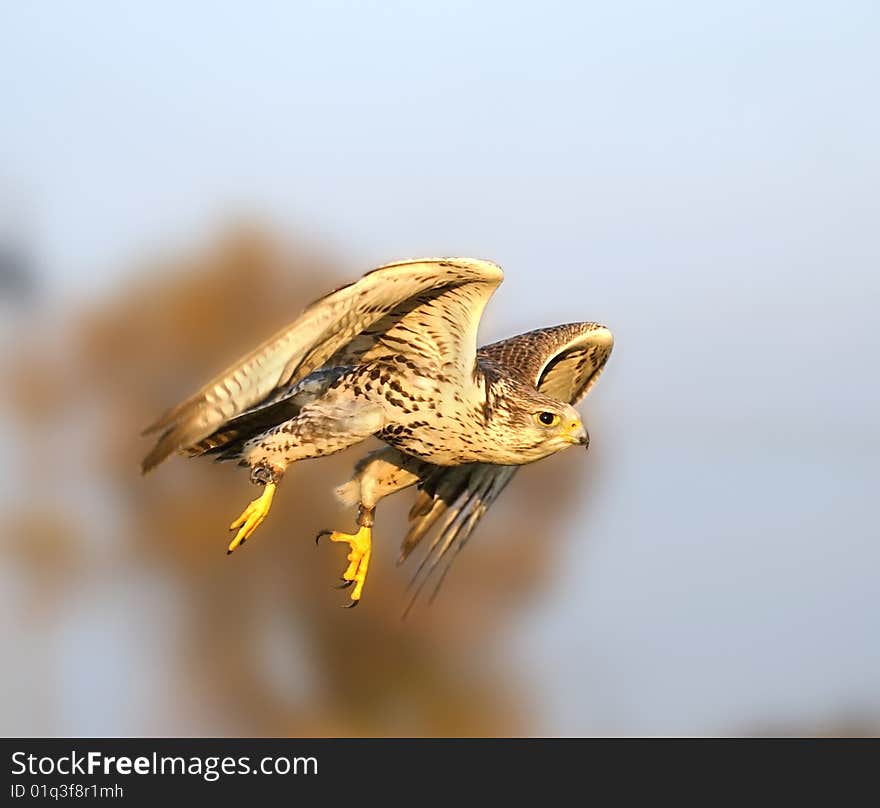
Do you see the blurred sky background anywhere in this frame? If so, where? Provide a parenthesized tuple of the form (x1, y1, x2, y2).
(1, 1, 878, 736)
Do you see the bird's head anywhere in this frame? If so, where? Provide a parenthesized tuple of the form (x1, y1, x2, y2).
(489, 380, 589, 464)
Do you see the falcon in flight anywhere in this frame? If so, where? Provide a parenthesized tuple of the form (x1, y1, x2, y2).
(142, 258, 613, 606)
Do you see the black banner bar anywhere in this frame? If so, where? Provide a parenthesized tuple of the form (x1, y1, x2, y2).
(2, 738, 875, 802)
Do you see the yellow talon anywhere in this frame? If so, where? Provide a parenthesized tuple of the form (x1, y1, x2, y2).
(327, 525, 372, 604)
(227, 482, 275, 553)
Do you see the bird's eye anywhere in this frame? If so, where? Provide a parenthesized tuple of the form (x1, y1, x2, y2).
(536, 411, 560, 427)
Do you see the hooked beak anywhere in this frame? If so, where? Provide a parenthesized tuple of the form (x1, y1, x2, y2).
(564, 421, 590, 449)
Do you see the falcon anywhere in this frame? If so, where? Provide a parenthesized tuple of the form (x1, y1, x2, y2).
(141, 258, 613, 606)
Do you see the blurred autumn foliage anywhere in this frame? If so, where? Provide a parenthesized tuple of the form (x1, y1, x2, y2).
(0, 226, 589, 736)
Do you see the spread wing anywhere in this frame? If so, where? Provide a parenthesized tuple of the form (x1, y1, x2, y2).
(478, 322, 613, 405)
(401, 322, 613, 606)
(141, 258, 503, 472)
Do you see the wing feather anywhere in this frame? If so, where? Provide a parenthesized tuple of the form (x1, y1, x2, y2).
(141, 258, 503, 472)
(479, 322, 613, 405)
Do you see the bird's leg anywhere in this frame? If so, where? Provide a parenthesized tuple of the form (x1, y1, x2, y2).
(227, 465, 280, 553)
(316, 504, 375, 607)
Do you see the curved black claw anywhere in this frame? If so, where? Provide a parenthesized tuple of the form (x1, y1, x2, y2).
(342, 599, 360, 609)
(334, 579, 354, 589)
(315, 529, 332, 545)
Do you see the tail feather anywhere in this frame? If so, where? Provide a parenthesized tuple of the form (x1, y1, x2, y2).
(141, 367, 349, 472)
